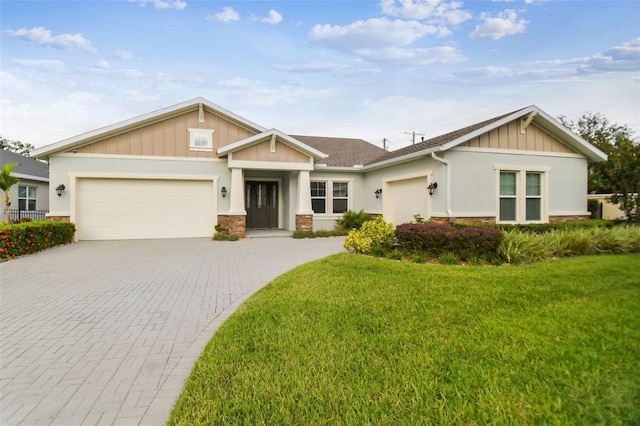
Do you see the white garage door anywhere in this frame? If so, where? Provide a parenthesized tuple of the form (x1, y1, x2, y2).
(385, 177, 430, 226)
(76, 178, 216, 240)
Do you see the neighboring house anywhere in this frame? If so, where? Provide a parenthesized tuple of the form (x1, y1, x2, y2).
(0, 149, 49, 222)
(32, 98, 606, 241)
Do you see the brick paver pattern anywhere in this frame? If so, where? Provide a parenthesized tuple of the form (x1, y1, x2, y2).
(1, 237, 345, 425)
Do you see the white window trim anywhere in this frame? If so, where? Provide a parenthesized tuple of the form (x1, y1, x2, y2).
(494, 166, 549, 224)
(18, 185, 37, 211)
(310, 179, 353, 216)
(188, 128, 214, 151)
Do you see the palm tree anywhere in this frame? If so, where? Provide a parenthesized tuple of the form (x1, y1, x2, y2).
(0, 163, 20, 223)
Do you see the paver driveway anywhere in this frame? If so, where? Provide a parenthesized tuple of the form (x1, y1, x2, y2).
(1, 237, 345, 425)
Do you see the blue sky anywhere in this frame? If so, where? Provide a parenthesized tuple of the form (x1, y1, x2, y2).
(1, 0, 639, 150)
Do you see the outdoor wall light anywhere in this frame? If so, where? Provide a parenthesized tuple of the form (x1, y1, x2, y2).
(427, 182, 438, 196)
(374, 188, 382, 199)
(56, 184, 66, 197)
(221, 186, 227, 198)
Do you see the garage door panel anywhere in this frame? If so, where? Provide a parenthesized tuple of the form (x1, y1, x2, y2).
(77, 178, 215, 240)
(385, 177, 430, 226)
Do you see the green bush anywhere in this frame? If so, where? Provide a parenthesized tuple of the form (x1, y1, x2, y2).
(334, 209, 371, 231)
(438, 251, 460, 265)
(395, 223, 503, 261)
(212, 232, 239, 241)
(344, 217, 395, 254)
(0, 221, 75, 260)
(499, 226, 640, 264)
(292, 229, 347, 239)
(455, 219, 614, 234)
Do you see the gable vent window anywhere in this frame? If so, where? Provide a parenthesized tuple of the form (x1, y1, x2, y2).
(188, 128, 214, 151)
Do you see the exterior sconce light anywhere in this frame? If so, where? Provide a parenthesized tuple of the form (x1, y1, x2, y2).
(221, 186, 227, 198)
(427, 182, 438, 196)
(374, 188, 382, 199)
(56, 184, 66, 197)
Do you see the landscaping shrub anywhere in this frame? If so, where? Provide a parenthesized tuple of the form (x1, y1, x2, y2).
(0, 221, 75, 260)
(292, 229, 347, 239)
(395, 223, 502, 261)
(334, 209, 371, 231)
(344, 216, 395, 254)
(499, 226, 640, 264)
(455, 219, 614, 234)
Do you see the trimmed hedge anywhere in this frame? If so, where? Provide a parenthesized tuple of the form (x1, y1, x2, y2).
(454, 219, 614, 234)
(292, 229, 348, 239)
(0, 221, 75, 260)
(396, 223, 503, 260)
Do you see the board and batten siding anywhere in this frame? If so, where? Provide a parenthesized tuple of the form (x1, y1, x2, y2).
(461, 121, 574, 154)
(73, 110, 256, 158)
(232, 140, 311, 163)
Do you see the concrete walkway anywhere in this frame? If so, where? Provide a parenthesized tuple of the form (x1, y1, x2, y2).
(1, 237, 345, 425)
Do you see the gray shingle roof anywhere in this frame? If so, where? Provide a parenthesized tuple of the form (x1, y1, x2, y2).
(294, 109, 521, 167)
(368, 110, 518, 165)
(291, 135, 387, 167)
(0, 149, 49, 179)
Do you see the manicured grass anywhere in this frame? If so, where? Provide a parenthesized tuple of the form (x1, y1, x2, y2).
(169, 254, 640, 425)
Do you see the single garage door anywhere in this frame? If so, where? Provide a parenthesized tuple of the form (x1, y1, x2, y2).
(385, 177, 430, 226)
(76, 178, 216, 240)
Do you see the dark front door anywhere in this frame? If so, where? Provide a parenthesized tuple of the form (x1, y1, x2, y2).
(246, 182, 278, 229)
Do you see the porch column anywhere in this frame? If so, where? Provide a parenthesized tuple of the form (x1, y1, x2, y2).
(296, 170, 313, 214)
(296, 170, 314, 232)
(228, 168, 246, 215)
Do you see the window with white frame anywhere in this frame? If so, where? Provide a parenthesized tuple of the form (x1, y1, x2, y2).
(188, 128, 214, 151)
(311, 180, 350, 214)
(498, 169, 546, 223)
(18, 185, 37, 210)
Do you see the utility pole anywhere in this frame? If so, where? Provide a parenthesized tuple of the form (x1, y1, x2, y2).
(404, 131, 425, 145)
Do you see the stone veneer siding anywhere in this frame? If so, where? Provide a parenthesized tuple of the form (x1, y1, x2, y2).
(46, 215, 71, 222)
(295, 214, 313, 232)
(217, 215, 246, 237)
(549, 215, 590, 223)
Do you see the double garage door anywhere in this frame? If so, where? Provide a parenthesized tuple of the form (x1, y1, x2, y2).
(76, 178, 216, 240)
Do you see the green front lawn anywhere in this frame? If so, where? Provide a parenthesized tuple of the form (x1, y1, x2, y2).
(169, 254, 640, 425)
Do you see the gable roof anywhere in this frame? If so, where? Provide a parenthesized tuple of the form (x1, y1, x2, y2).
(291, 135, 387, 168)
(363, 105, 607, 169)
(218, 129, 327, 160)
(32, 97, 268, 159)
(0, 149, 49, 182)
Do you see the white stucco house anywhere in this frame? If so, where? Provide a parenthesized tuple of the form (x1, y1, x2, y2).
(32, 98, 607, 240)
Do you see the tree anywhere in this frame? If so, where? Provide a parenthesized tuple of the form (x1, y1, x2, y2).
(0, 163, 20, 223)
(0, 136, 35, 157)
(559, 113, 639, 222)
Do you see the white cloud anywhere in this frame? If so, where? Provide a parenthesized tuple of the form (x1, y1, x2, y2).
(379, 0, 472, 25)
(261, 10, 283, 25)
(95, 60, 111, 70)
(521, 38, 640, 74)
(310, 18, 439, 51)
(358, 45, 465, 65)
(129, 0, 187, 10)
(211, 7, 240, 23)
(0, 71, 33, 90)
(114, 49, 134, 60)
(216, 77, 337, 106)
(273, 62, 381, 77)
(4, 27, 97, 53)
(12, 59, 67, 73)
(470, 9, 527, 40)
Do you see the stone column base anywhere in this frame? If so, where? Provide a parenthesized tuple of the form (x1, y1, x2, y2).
(295, 214, 313, 232)
(217, 215, 246, 237)
(46, 215, 71, 222)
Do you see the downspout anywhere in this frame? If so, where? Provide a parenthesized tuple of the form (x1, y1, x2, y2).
(431, 151, 453, 224)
